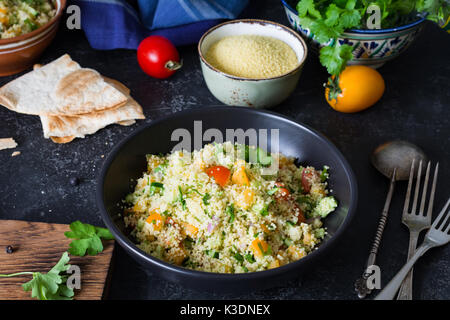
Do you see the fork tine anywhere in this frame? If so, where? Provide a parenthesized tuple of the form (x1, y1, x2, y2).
(440, 209, 450, 232)
(445, 214, 450, 234)
(431, 197, 450, 229)
(403, 159, 415, 215)
(419, 161, 431, 215)
(410, 160, 423, 214)
(426, 163, 439, 221)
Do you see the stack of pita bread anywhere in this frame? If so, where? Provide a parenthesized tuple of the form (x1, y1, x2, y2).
(0, 54, 145, 143)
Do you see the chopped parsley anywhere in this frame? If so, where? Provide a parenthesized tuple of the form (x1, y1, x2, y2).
(202, 193, 211, 205)
(149, 182, 164, 195)
(178, 186, 186, 210)
(245, 253, 256, 263)
(226, 204, 235, 223)
(320, 166, 329, 182)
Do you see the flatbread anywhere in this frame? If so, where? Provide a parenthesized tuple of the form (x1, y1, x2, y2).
(50, 136, 75, 144)
(40, 80, 145, 139)
(0, 54, 128, 116)
(0, 137, 18, 150)
(50, 120, 136, 144)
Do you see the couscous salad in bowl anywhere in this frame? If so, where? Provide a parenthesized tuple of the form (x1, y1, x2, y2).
(123, 142, 337, 273)
(97, 107, 357, 292)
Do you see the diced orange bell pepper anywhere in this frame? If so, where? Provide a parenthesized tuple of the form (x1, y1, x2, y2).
(183, 222, 199, 238)
(232, 166, 250, 186)
(237, 188, 255, 209)
(251, 239, 269, 259)
(269, 259, 280, 269)
(288, 245, 306, 260)
(261, 223, 270, 234)
(146, 212, 164, 231)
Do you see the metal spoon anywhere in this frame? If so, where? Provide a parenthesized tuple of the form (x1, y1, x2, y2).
(354, 141, 427, 299)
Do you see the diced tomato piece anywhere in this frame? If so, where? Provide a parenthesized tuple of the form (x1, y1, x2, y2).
(301, 169, 315, 193)
(294, 204, 306, 224)
(206, 166, 230, 187)
(274, 182, 290, 200)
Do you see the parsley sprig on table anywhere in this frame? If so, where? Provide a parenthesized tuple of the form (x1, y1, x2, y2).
(0, 252, 74, 300)
(294, 0, 449, 99)
(64, 221, 115, 256)
(0, 222, 114, 300)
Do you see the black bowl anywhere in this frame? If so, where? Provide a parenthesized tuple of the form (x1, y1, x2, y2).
(97, 107, 358, 293)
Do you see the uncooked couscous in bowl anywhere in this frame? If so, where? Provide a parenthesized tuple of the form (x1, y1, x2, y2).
(198, 19, 308, 108)
(122, 142, 337, 273)
(204, 34, 299, 79)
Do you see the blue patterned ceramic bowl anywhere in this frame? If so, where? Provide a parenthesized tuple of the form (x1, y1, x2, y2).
(281, 0, 426, 68)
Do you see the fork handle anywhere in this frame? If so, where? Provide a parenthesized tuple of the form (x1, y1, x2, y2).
(375, 241, 433, 300)
(396, 230, 420, 300)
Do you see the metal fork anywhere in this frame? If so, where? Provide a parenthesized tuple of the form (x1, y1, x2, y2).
(375, 196, 450, 300)
(396, 160, 439, 300)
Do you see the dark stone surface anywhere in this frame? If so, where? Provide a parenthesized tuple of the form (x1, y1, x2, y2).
(0, 0, 448, 300)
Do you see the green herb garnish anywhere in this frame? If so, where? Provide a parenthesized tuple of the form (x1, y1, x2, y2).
(153, 161, 168, 174)
(320, 166, 329, 182)
(233, 252, 244, 263)
(149, 182, 164, 195)
(226, 203, 235, 223)
(202, 193, 211, 205)
(295, 0, 450, 98)
(245, 253, 256, 263)
(0, 252, 74, 300)
(64, 221, 114, 256)
(178, 186, 186, 210)
(24, 18, 38, 31)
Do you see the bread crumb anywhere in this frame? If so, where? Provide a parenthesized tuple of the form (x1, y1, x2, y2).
(11, 151, 21, 157)
(0, 138, 17, 150)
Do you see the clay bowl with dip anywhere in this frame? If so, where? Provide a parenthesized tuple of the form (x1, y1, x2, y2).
(198, 19, 308, 108)
(0, 0, 66, 76)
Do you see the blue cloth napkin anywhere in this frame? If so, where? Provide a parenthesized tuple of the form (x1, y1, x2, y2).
(71, 0, 249, 50)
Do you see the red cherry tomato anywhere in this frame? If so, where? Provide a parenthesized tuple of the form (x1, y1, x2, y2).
(206, 166, 230, 187)
(137, 36, 182, 79)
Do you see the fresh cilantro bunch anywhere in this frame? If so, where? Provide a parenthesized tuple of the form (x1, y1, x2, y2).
(294, 0, 449, 99)
(65, 221, 114, 256)
(0, 252, 74, 300)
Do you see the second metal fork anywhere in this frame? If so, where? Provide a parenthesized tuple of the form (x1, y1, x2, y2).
(396, 160, 439, 300)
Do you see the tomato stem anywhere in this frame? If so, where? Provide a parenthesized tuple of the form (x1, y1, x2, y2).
(165, 60, 183, 71)
(324, 75, 341, 101)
